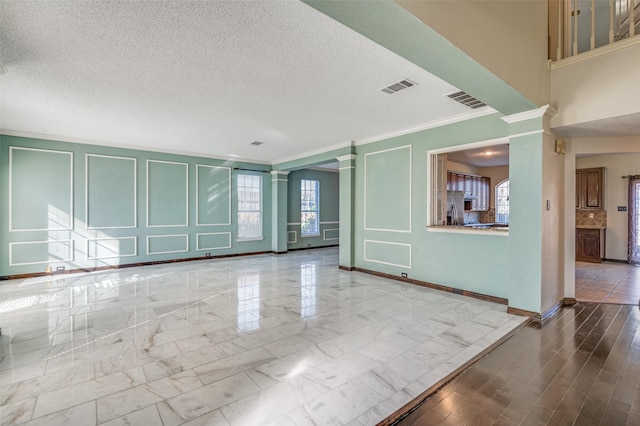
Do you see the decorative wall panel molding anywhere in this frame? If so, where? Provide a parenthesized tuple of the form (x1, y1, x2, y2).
(9, 147, 74, 231)
(363, 239, 412, 269)
(323, 228, 339, 240)
(9, 240, 74, 266)
(87, 237, 137, 260)
(86, 154, 137, 229)
(364, 145, 412, 233)
(196, 232, 232, 251)
(196, 164, 231, 226)
(147, 234, 189, 255)
(147, 160, 188, 227)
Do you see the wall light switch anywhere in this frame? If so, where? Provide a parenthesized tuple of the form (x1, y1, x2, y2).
(546, 200, 550, 210)
(618, 206, 627, 211)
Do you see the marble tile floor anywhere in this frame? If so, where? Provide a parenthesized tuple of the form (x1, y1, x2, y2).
(576, 261, 640, 304)
(0, 247, 526, 425)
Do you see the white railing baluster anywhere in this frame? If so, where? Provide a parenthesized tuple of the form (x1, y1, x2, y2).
(630, 0, 636, 37)
(591, 0, 596, 50)
(558, 0, 563, 60)
(574, 0, 579, 54)
(610, 0, 615, 43)
(553, 0, 639, 61)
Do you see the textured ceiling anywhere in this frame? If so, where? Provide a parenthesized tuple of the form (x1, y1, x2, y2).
(554, 112, 640, 139)
(447, 143, 509, 168)
(0, 0, 489, 164)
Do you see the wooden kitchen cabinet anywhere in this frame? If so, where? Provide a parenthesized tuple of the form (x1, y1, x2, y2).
(576, 228, 605, 263)
(576, 167, 604, 210)
(446, 172, 490, 211)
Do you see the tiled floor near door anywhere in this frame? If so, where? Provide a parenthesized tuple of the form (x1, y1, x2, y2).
(0, 248, 525, 426)
(576, 261, 640, 304)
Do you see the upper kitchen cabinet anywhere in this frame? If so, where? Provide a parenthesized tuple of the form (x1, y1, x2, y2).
(446, 171, 490, 211)
(576, 167, 605, 210)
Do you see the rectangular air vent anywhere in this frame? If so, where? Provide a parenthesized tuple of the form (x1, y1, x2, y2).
(447, 91, 487, 109)
(250, 141, 264, 146)
(381, 79, 416, 94)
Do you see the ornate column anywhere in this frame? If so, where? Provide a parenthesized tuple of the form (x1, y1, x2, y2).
(337, 154, 356, 269)
(270, 170, 290, 254)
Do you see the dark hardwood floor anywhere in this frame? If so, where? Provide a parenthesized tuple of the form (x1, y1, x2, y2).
(388, 302, 640, 425)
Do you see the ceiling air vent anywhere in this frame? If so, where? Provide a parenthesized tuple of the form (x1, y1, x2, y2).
(447, 91, 487, 109)
(250, 141, 264, 146)
(381, 79, 416, 94)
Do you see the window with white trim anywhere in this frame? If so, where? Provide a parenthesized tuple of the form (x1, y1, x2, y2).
(496, 179, 509, 223)
(301, 179, 320, 236)
(237, 174, 262, 239)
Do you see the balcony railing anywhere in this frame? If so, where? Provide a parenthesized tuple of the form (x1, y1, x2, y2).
(550, 0, 640, 61)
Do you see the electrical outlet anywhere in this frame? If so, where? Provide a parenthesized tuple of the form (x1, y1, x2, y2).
(205, 253, 212, 258)
(56, 266, 65, 272)
(401, 272, 408, 278)
(618, 206, 628, 211)
(588, 213, 595, 218)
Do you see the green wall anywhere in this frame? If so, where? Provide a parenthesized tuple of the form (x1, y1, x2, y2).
(0, 135, 273, 276)
(286, 168, 339, 250)
(352, 113, 513, 300)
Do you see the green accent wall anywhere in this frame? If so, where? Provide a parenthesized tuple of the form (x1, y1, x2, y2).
(353, 114, 509, 298)
(86, 154, 137, 229)
(287, 168, 340, 250)
(271, 171, 289, 253)
(507, 132, 544, 312)
(364, 145, 411, 232)
(0, 135, 272, 276)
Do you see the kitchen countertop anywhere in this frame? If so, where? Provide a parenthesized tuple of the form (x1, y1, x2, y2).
(429, 225, 509, 232)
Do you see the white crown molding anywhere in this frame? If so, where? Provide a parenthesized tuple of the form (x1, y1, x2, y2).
(550, 36, 640, 70)
(501, 105, 554, 124)
(270, 170, 290, 176)
(355, 107, 497, 146)
(273, 140, 354, 165)
(336, 154, 356, 162)
(0, 129, 272, 165)
(307, 166, 339, 173)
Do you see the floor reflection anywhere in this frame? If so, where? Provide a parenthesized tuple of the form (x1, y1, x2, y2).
(237, 273, 261, 332)
(300, 263, 317, 319)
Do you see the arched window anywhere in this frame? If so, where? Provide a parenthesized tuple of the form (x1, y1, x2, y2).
(496, 179, 509, 223)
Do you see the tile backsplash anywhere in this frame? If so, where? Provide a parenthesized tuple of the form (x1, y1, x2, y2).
(465, 211, 480, 224)
(479, 209, 495, 223)
(576, 209, 607, 227)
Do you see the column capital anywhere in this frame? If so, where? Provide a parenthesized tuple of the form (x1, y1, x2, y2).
(500, 105, 556, 124)
(336, 154, 357, 162)
(270, 170, 291, 176)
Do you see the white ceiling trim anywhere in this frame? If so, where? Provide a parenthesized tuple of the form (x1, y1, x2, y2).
(3, 106, 503, 168)
(307, 166, 339, 173)
(501, 105, 552, 124)
(354, 107, 497, 146)
(0, 129, 271, 165)
(428, 136, 510, 155)
(273, 139, 354, 165)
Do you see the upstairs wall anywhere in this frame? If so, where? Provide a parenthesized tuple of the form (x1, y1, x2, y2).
(551, 41, 640, 128)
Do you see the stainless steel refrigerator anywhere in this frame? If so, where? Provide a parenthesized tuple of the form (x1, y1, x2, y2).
(446, 191, 464, 225)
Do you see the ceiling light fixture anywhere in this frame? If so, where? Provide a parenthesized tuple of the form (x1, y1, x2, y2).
(249, 141, 264, 146)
